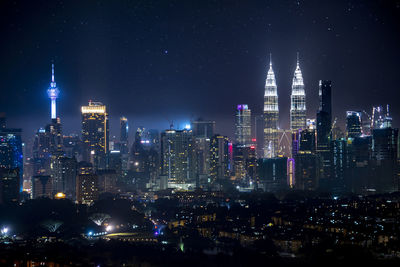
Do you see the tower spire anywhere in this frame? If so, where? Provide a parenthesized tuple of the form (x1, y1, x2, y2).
(296, 52, 299, 67)
(52, 63, 55, 83)
(269, 52, 272, 67)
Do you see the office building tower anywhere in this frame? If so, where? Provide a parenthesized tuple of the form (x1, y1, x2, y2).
(346, 136, 372, 193)
(233, 145, 257, 184)
(233, 145, 247, 182)
(31, 175, 53, 199)
(81, 101, 109, 169)
(316, 80, 332, 149)
(120, 116, 129, 154)
(372, 105, 392, 129)
(47, 118, 63, 154)
(194, 137, 211, 177)
(291, 130, 300, 157)
(294, 152, 320, 191)
(263, 55, 279, 158)
(299, 129, 316, 153)
(258, 157, 288, 192)
(191, 120, 216, 139)
(160, 129, 196, 185)
(235, 104, 251, 147)
(47, 64, 60, 120)
(290, 54, 306, 131)
(254, 114, 264, 158)
(32, 128, 52, 175)
(63, 134, 83, 159)
(346, 111, 362, 138)
(97, 169, 117, 194)
(360, 111, 372, 136)
(371, 105, 393, 130)
(0, 168, 20, 203)
(50, 156, 77, 199)
(316, 80, 333, 184)
(129, 129, 160, 189)
(76, 173, 99, 205)
(331, 138, 351, 194)
(0, 127, 23, 192)
(209, 135, 230, 185)
(371, 127, 398, 193)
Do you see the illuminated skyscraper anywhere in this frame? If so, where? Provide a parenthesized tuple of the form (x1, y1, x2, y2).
(47, 64, 60, 120)
(81, 101, 109, 169)
(235, 104, 251, 147)
(263, 55, 279, 158)
(120, 116, 129, 153)
(290, 53, 306, 131)
(346, 111, 362, 138)
(160, 129, 195, 185)
(0, 127, 23, 192)
(209, 135, 230, 184)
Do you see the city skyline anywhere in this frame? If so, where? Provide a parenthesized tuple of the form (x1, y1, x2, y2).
(1, 1, 400, 265)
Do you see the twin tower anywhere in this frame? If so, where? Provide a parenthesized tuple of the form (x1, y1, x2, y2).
(263, 54, 306, 158)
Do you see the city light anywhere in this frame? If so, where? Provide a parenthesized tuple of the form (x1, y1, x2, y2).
(1, 227, 9, 235)
(105, 225, 113, 232)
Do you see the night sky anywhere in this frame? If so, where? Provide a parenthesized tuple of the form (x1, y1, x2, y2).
(1, 0, 400, 143)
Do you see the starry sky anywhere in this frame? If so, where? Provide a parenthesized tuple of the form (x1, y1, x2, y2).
(1, 0, 400, 142)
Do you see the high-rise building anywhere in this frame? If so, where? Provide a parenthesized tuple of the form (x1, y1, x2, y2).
(47, 118, 63, 154)
(47, 64, 60, 120)
(50, 156, 77, 199)
(97, 169, 117, 194)
(81, 101, 109, 169)
(371, 127, 398, 193)
(0, 127, 23, 192)
(160, 129, 196, 185)
(235, 104, 251, 147)
(346, 111, 362, 138)
(331, 138, 351, 194)
(120, 116, 129, 154)
(263, 55, 279, 158)
(209, 135, 230, 185)
(76, 173, 99, 205)
(0, 168, 20, 203)
(299, 129, 316, 153)
(316, 80, 333, 185)
(316, 80, 332, 149)
(191, 120, 216, 139)
(254, 114, 264, 158)
(290, 54, 306, 131)
(294, 152, 320, 191)
(257, 157, 288, 192)
(31, 175, 52, 199)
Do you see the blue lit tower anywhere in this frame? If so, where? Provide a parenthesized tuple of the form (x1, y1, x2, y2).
(290, 53, 306, 131)
(47, 64, 60, 120)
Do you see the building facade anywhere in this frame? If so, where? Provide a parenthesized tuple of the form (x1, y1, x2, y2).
(263, 56, 279, 158)
(81, 101, 109, 170)
(235, 104, 251, 147)
(290, 54, 306, 131)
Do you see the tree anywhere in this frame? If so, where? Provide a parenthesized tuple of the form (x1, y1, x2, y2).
(41, 220, 63, 233)
(90, 213, 111, 226)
